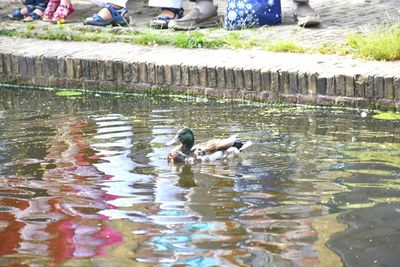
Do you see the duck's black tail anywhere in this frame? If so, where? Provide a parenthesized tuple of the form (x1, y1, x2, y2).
(233, 140, 253, 150)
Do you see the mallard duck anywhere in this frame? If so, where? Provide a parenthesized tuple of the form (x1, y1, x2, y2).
(167, 128, 252, 163)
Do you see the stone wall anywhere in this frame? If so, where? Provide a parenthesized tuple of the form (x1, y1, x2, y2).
(1, 38, 399, 110)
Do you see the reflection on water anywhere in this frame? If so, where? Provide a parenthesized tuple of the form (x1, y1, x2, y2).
(0, 87, 399, 267)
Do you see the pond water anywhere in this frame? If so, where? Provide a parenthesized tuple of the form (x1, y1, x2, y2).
(0, 87, 399, 267)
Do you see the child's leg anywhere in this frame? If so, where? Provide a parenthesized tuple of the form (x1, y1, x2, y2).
(22, 0, 48, 21)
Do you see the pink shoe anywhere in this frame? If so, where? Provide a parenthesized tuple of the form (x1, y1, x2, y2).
(43, 0, 60, 21)
(51, 3, 75, 23)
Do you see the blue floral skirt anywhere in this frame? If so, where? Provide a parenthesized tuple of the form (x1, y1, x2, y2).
(225, 0, 281, 30)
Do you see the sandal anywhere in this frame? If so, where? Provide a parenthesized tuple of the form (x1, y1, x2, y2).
(8, 6, 33, 20)
(51, 3, 75, 24)
(84, 4, 129, 27)
(23, 10, 44, 22)
(43, 0, 61, 21)
(150, 7, 184, 29)
(22, 4, 46, 22)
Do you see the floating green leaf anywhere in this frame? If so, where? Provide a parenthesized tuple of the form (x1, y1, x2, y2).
(372, 112, 400, 121)
(55, 90, 83, 97)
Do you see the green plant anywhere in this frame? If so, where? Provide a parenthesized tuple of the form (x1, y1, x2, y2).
(346, 24, 400, 60)
(25, 24, 36, 31)
(265, 40, 306, 53)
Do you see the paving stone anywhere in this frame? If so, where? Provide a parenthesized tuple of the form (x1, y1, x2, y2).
(252, 69, 262, 91)
(65, 57, 74, 80)
(58, 57, 66, 78)
(164, 65, 172, 85)
(374, 76, 384, 99)
(289, 72, 298, 94)
(139, 62, 147, 83)
(207, 67, 217, 88)
(317, 77, 327, 95)
(81, 59, 91, 80)
(123, 62, 131, 83)
(271, 71, 280, 93)
(97, 60, 106, 81)
(354, 74, 365, 98)
(308, 73, 318, 95)
(73, 58, 81, 79)
(0, 54, 3, 75)
(189, 66, 199, 87)
(234, 68, 244, 90)
(297, 72, 307, 95)
(34, 55, 43, 78)
(147, 63, 156, 84)
(394, 78, 400, 100)
(225, 68, 235, 89)
(131, 62, 139, 83)
(365, 76, 374, 98)
(216, 67, 225, 89)
(335, 75, 345, 96)
(171, 65, 181, 85)
(181, 65, 190, 86)
(279, 71, 289, 94)
(11, 54, 20, 77)
(384, 77, 394, 99)
(345, 76, 355, 97)
(326, 76, 335, 96)
(113, 61, 124, 83)
(199, 66, 208, 88)
(156, 65, 165, 85)
(244, 69, 253, 90)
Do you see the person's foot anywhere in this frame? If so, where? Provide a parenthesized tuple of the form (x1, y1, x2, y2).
(293, 2, 320, 27)
(169, 4, 219, 30)
(23, 8, 44, 22)
(84, 4, 129, 26)
(8, 6, 31, 20)
(150, 8, 184, 29)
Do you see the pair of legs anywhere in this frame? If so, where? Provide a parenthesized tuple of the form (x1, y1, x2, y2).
(149, 0, 320, 30)
(42, 0, 75, 23)
(84, 0, 130, 26)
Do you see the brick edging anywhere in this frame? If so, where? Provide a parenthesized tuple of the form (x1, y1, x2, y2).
(1, 40, 400, 110)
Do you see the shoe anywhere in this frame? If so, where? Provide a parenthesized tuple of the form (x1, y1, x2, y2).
(150, 7, 184, 29)
(293, 2, 320, 27)
(169, 5, 219, 30)
(8, 6, 33, 20)
(43, 0, 61, 21)
(50, 3, 75, 24)
(84, 4, 129, 27)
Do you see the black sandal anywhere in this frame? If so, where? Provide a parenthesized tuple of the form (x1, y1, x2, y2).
(150, 7, 184, 29)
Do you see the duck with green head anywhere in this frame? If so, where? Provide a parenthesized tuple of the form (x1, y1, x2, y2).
(167, 128, 252, 163)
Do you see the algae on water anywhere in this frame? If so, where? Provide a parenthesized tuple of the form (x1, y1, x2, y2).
(55, 90, 83, 97)
(372, 112, 400, 121)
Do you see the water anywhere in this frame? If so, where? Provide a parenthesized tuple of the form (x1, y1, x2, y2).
(0, 87, 399, 267)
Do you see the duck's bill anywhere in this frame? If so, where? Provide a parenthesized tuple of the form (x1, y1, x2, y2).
(166, 135, 178, 146)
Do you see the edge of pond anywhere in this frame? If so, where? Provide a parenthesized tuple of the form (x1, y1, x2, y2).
(1, 37, 400, 111)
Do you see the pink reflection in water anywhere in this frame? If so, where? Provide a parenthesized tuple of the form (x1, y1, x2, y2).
(0, 118, 123, 266)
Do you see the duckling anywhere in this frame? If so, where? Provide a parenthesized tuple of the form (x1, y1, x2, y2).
(167, 128, 252, 163)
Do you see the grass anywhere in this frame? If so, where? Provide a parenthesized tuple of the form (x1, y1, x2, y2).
(346, 23, 400, 61)
(1, 20, 400, 61)
(265, 40, 306, 53)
